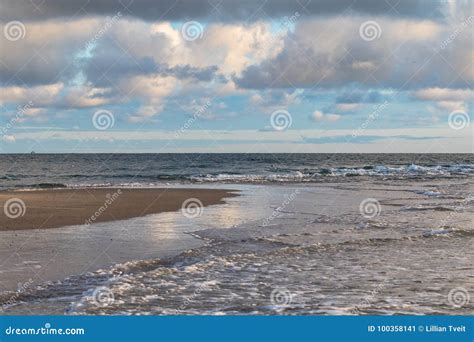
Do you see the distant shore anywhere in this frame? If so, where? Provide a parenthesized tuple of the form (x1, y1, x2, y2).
(0, 188, 238, 231)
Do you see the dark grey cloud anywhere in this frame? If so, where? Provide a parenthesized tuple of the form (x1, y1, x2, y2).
(1, 28, 224, 88)
(0, 54, 75, 86)
(84, 53, 223, 88)
(0, 0, 446, 22)
(335, 90, 389, 103)
(167, 64, 224, 82)
(234, 17, 472, 90)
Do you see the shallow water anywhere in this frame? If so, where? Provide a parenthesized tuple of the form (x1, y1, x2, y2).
(1, 177, 472, 315)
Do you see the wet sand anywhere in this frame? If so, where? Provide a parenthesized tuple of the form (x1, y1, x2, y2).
(0, 188, 238, 231)
(0, 180, 472, 314)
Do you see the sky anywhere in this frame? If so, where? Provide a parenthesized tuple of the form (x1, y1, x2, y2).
(0, 0, 472, 153)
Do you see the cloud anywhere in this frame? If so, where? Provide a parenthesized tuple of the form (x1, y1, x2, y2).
(2, 134, 16, 143)
(234, 16, 472, 90)
(62, 86, 113, 108)
(332, 89, 392, 113)
(0, 18, 103, 86)
(122, 74, 177, 122)
(0, 0, 471, 145)
(412, 87, 473, 113)
(1, 17, 278, 122)
(0, 0, 446, 22)
(7, 127, 470, 153)
(0, 83, 64, 107)
(301, 134, 445, 144)
(412, 87, 474, 101)
(0, 83, 115, 119)
(84, 54, 223, 87)
(434, 101, 468, 112)
(250, 89, 302, 113)
(335, 89, 390, 104)
(310, 110, 341, 122)
(1, 18, 270, 88)
(335, 103, 362, 112)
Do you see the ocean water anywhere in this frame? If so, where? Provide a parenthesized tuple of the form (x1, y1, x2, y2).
(1, 153, 473, 190)
(0, 154, 473, 315)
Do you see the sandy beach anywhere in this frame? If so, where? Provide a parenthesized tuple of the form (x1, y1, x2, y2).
(0, 154, 472, 316)
(0, 188, 238, 231)
(1, 179, 473, 315)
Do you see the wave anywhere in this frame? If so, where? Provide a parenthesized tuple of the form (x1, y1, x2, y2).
(189, 163, 474, 183)
(19, 183, 68, 189)
(3, 221, 472, 315)
(1, 163, 472, 190)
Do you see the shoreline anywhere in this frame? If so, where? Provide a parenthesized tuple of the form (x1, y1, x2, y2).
(0, 188, 238, 231)
(0, 179, 472, 314)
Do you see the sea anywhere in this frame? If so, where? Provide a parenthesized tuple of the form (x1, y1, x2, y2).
(1, 153, 473, 190)
(0, 153, 473, 315)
